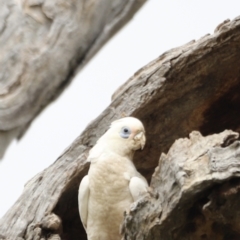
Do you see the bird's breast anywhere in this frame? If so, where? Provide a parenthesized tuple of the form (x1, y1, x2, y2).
(88, 154, 135, 202)
(87, 154, 135, 236)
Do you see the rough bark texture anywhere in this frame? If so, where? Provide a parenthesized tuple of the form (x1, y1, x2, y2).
(122, 130, 240, 239)
(0, 0, 147, 158)
(1, 16, 240, 240)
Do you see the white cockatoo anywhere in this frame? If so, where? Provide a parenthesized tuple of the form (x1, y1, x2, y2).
(78, 117, 148, 240)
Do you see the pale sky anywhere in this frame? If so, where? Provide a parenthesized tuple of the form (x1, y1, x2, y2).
(0, 0, 239, 218)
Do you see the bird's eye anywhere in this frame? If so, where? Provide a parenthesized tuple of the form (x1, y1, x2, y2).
(120, 127, 131, 139)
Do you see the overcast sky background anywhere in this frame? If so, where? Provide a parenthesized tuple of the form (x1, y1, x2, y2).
(0, 0, 239, 218)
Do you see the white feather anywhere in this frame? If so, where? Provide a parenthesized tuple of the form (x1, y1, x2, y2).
(78, 175, 89, 231)
(129, 176, 148, 201)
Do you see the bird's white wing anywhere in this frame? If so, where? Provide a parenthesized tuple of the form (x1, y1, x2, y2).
(78, 175, 89, 231)
(129, 176, 148, 201)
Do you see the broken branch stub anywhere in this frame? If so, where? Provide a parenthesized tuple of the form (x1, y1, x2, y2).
(122, 130, 240, 240)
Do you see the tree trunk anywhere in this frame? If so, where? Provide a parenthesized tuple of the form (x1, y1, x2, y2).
(122, 130, 240, 240)
(1, 15, 240, 240)
(0, 0, 147, 158)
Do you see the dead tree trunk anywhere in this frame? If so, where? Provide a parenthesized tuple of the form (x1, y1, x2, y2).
(122, 130, 240, 239)
(1, 16, 240, 240)
(0, 0, 147, 158)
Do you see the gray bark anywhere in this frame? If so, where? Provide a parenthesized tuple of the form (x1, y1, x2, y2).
(122, 130, 240, 239)
(0, 0, 147, 158)
(1, 15, 240, 240)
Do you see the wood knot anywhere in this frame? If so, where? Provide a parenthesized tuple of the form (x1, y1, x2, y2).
(41, 213, 62, 232)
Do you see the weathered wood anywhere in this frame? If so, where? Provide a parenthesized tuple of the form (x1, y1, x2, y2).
(1, 16, 240, 240)
(0, 0, 147, 158)
(122, 130, 240, 239)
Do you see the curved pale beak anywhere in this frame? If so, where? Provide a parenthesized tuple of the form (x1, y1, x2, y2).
(134, 131, 146, 150)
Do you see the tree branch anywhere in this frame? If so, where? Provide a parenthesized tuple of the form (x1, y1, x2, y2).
(0, 0, 147, 158)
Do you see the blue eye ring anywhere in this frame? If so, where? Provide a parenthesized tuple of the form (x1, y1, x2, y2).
(120, 126, 131, 139)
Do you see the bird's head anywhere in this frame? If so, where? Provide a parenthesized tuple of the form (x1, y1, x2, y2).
(98, 117, 146, 159)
